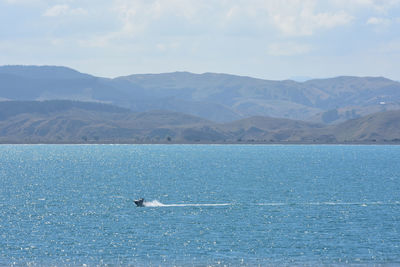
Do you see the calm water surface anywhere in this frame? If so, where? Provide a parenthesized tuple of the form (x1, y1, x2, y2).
(0, 145, 399, 265)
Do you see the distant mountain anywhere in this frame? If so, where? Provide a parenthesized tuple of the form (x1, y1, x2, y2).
(329, 110, 400, 142)
(116, 72, 400, 122)
(0, 65, 127, 104)
(1, 65, 400, 123)
(0, 65, 92, 80)
(0, 100, 212, 143)
(1, 100, 399, 143)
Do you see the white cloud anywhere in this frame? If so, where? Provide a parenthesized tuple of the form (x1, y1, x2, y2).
(70, 0, 358, 54)
(111, 0, 211, 31)
(105, 0, 354, 40)
(43, 4, 87, 17)
(267, 42, 312, 56)
(332, 0, 400, 13)
(3, 0, 41, 4)
(366, 16, 391, 25)
(75, 0, 213, 47)
(368, 0, 400, 13)
(264, 0, 353, 36)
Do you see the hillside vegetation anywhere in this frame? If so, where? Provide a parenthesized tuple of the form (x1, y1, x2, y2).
(1, 100, 399, 144)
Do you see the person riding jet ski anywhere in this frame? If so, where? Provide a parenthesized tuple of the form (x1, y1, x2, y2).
(134, 198, 145, 207)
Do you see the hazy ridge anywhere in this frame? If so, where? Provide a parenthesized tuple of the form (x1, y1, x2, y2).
(1, 65, 400, 124)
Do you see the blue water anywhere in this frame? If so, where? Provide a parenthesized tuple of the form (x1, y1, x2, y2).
(1, 145, 400, 265)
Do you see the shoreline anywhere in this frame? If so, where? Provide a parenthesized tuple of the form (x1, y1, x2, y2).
(1, 140, 400, 145)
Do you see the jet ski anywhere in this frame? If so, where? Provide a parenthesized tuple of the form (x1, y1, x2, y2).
(134, 198, 145, 207)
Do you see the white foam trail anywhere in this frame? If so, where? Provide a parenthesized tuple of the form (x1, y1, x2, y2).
(142, 200, 231, 207)
(140, 200, 400, 208)
(257, 203, 286, 206)
(258, 202, 400, 206)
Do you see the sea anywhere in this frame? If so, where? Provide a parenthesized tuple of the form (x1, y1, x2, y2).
(0, 144, 399, 266)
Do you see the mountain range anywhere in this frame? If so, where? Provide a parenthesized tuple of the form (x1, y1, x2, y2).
(1, 100, 399, 144)
(1, 65, 400, 144)
(1, 65, 400, 123)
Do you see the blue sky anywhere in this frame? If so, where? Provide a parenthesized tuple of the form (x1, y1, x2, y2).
(1, 0, 400, 80)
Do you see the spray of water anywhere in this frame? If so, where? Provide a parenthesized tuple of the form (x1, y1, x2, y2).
(143, 200, 166, 207)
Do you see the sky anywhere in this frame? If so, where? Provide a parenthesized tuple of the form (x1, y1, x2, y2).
(1, 0, 400, 80)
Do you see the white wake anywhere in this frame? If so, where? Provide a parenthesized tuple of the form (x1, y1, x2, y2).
(257, 201, 400, 206)
(138, 200, 400, 208)
(142, 200, 231, 207)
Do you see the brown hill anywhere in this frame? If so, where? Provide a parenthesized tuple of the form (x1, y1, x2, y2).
(330, 110, 400, 142)
(1, 100, 400, 144)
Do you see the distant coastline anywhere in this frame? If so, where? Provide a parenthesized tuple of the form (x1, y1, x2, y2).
(1, 100, 400, 145)
(1, 140, 400, 145)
